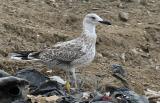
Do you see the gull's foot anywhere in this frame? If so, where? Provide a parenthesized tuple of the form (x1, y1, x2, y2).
(64, 80, 78, 94)
(65, 81, 71, 93)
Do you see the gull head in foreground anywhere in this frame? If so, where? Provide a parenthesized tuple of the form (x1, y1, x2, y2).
(9, 13, 111, 88)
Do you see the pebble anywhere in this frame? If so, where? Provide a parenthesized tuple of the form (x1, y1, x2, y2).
(119, 11, 129, 22)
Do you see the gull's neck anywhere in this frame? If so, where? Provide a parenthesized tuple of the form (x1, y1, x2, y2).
(81, 21, 97, 40)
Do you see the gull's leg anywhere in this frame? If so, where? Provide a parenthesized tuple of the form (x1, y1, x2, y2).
(65, 70, 71, 93)
(66, 71, 71, 81)
(71, 68, 77, 88)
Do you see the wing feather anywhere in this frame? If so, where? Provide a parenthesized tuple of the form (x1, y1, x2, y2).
(40, 40, 85, 63)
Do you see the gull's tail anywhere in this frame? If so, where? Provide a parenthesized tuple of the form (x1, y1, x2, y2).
(8, 51, 41, 61)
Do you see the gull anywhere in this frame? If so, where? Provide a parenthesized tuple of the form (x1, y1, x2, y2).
(9, 13, 111, 87)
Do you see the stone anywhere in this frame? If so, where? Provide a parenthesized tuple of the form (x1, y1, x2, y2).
(119, 12, 129, 22)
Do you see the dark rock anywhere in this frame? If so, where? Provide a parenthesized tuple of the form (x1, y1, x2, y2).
(111, 64, 126, 77)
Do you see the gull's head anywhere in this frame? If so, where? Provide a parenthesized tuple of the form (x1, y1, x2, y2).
(83, 13, 111, 26)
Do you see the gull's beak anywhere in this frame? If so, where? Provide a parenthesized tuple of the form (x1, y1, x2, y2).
(99, 20, 111, 25)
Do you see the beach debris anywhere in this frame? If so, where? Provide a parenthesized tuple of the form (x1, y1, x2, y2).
(0, 76, 29, 103)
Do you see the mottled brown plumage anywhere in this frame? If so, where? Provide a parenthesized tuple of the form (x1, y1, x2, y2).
(39, 34, 95, 71)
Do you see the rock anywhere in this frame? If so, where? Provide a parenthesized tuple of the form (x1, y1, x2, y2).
(94, 53, 106, 63)
(120, 53, 126, 63)
(111, 64, 127, 77)
(117, 3, 126, 9)
(119, 12, 129, 22)
(45, 0, 59, 7)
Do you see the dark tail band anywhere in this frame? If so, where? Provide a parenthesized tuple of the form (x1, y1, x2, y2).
(8, 51, 41, 60)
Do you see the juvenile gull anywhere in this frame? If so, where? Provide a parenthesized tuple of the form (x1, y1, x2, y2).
(9, 13, 111, 86)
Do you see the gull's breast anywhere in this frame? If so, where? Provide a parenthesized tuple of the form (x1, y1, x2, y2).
(71, 45, 96, 68)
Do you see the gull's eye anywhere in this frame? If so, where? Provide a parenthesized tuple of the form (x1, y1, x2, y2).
(90, 16, 96, 20)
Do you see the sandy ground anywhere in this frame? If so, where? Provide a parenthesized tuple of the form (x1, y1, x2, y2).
(0, 0, 160, 94)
